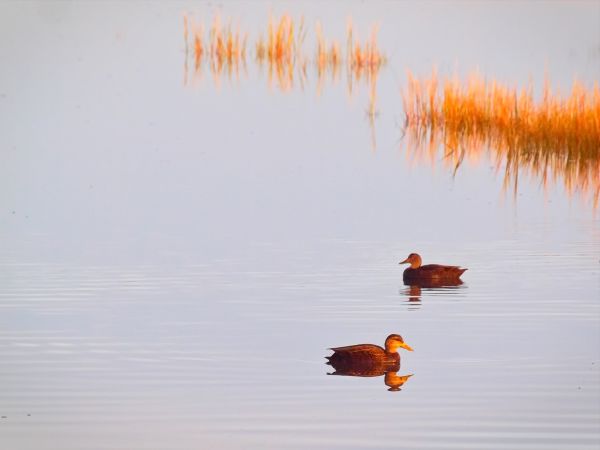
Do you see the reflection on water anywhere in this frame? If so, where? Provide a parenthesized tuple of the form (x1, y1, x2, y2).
(327, 357, 413, 392)
(183, 14, 385, 90)
(402, 70, 600, 208)
(184, 14, 248, 87)
(183, 13, 383, 149)
(183, 13, 599, 188)
(255, 15, 308, 93)
(400, 281, 465, 304)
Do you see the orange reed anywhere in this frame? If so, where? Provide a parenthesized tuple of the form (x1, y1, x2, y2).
(403, 70, 600, 207)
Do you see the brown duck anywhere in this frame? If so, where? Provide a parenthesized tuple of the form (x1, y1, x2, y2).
(326, 334, 413, 368)
(399, 253, 467, 284)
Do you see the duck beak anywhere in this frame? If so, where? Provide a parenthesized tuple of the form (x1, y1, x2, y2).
(399, 258, 409, 265)
(398, 342, 414, 352)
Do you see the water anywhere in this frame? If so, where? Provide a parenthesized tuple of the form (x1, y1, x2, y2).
(1, 1, 599, 449)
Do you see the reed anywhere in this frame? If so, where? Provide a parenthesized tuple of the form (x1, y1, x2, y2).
(208, 15, 247, 63)
(315, 22, 341, 71)
(183, 13, 385, 147)
(255, 15, 306, 63)
(255, 14, 308, 91)
(403, 70, 600, 207)
(184, 13, 247, 84)
(347, 21, 386, 71)
(314, 22, 342, 94)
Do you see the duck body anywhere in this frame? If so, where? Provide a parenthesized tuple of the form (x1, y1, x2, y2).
(403, 264, 467, 284)
(400, 253, 467, 284)
(327, 354, 399, 379)
(327, 344, 399, 368)
(326, 334, 412, 371)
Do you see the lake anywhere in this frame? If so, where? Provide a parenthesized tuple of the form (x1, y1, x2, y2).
(1, 1, 599, 449)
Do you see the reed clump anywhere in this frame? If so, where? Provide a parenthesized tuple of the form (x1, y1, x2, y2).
(347, 21, 386, 71)
(184, 13, 247, 84)
(315, 22, 342, 83)
(255, 14, 308, 91)
(208, 15, 247, 64)
(402, 70, 600, 207)
(183, 13, 386, 147)
(184, 13, 385, 97)
(255, 15, 306, 64)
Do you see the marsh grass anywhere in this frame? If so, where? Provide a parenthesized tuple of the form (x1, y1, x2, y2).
(183, 12, 385, 148)
(314, 19, 384, 149)
(346, 20, 386, 72)
(184, 13, 383, 97)
(184, 14, 248, 86)
(344, 20, 385, 150)
(255, 14, 308, 91)
(402, 70, 600, 208)
(315, 21, 342, 94)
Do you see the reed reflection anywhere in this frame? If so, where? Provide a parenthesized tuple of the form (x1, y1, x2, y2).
(183, 13, 384, 148)
(402, 70, 600, 208)
(255, 15, 308, 92)
(326, 334, 414, 391)
(184, 14, 248, 88)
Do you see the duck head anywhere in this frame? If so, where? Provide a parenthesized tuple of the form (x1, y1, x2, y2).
(384, 334, 414, 353)
(399, 253, 422, 269)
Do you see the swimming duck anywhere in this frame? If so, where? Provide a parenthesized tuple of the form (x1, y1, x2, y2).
(326, 334, 413, 367)
(399, 253, 467, 284)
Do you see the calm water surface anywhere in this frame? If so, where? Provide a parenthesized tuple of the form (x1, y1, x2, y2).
(1, 1, 599, 449)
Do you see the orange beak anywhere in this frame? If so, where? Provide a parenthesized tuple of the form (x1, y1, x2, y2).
(398, 342, 414, 352)
(399, 258, 409, 265)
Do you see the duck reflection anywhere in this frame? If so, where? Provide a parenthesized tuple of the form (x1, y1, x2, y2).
(404, 284, 424, 303)
(327, 360, 413, 391)
(385, 372, 414, 391)
(400, 279, 465, 303)
(326, 334, 414, 391)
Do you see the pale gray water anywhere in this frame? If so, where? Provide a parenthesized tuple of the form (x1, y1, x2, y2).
(1, 1, 599, 449)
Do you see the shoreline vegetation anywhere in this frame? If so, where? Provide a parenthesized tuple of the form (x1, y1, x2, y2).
(182, 13, 600, 208)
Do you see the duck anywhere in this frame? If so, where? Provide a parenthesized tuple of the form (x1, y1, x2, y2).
(399, 253, 467, 284)
(326, 334, 413, 368)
